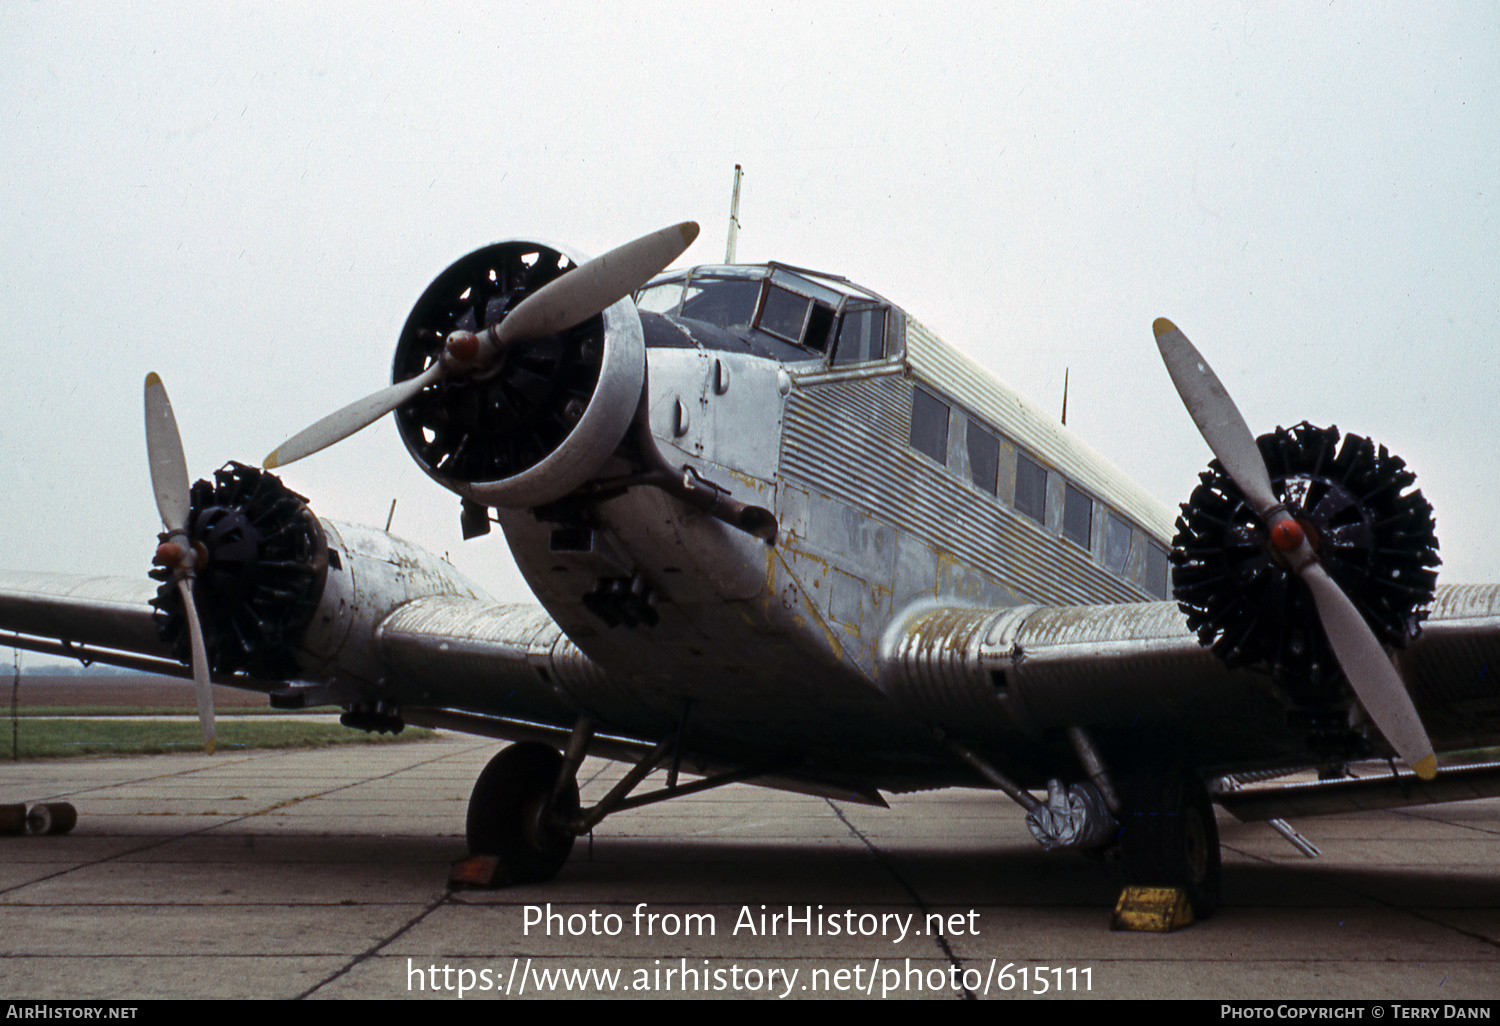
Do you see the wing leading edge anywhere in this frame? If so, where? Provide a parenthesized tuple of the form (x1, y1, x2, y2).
(0, 570, 172, 672)
(880, 583, 1500, 784)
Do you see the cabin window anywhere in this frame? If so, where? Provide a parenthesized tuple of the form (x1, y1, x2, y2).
(966, 419, 999, 496)
(1015, 454, 1047, 523)
(1146, 541, 1170, 599)
(832, 305, 886, 365)
(1063, 483, 1092, 549)
(909, 386, 950, 465)
(1104, 514, 1132, 574)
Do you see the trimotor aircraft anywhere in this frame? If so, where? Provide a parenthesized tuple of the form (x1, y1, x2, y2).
(3, 221, 1497, 921)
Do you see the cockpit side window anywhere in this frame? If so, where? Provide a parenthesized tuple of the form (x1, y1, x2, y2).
(759, 285, 813, 344)
(832, 304, 886, 365)
(636, 279, 686, 316)
(755, 268, 844, 354)
(680, 278, 760, 331)
(637, 265, 899, 363)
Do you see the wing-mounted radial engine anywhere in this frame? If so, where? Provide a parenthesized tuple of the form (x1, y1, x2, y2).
(389, 239, 645, 511)
(1155, 320, 1439, 777)
(149, 375, 493, 745)
(149, 461, 328, 681)
(1172, 422, 1440, 710)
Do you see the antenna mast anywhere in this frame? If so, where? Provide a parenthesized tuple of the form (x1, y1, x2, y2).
(724, 164, 743, 264)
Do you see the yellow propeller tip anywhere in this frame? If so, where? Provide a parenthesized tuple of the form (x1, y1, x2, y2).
(205, 737, 216, 756)
(145, 371, 162, 387)
(263, 452, 280, 470)
(1152, 318, 1178, 339)
(680, 222, 700, 245)
(1413, 754, 1436, 781)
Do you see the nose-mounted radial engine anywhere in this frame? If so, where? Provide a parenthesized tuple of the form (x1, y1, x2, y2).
(262, 224, 700, 525)
(388, 240, 645, 512)
(1154, 320, 1440, 778)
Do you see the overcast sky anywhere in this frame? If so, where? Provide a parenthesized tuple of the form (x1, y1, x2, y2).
(3, 3, 1496, 648)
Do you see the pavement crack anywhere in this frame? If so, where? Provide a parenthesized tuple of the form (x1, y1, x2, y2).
(1221, 840, 1500, 951)
(1391, 806, 1500, 837)
(237, 745, 473, 821)
(825, 799, 975, 1000)
(297, 890, 452, 999)
(1346, 890, 1500, 952)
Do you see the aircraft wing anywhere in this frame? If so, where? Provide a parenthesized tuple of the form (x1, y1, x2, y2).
(0, 570, 172, 672)
(0, 567, 583, 703)
(9, 561, 1499, 768)
(374, 594, 608, 738)
(880, 582, 1500, 779)
(0, 568, 890, 804)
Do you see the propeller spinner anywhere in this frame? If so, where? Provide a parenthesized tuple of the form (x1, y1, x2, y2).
(264, 221, 699, 469)
(1154, 319, 1437, 781)
(143, 373, 216, 755)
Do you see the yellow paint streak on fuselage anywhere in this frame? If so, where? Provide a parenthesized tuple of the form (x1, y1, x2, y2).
(767, 543, 845, 665)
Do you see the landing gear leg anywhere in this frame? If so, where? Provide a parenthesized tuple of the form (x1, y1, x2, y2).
(466, 741, 581, 884)
(1119, 770, 1221, 919)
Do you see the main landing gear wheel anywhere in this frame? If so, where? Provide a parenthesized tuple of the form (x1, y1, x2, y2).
(1119, 771, 1221, 919)
(466, 742, 580, 884)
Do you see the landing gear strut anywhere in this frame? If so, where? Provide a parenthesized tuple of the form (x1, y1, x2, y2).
(466, 742, 580, 884)
(1118, 771, 1221, 919)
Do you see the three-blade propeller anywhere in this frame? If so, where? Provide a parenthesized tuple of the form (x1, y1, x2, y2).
(143, 373, 216, 755)
(263, 221, 700, 469)
(1154, 318, 1436, 780)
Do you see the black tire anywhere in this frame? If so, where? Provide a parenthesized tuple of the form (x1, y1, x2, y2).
(466, 742, 580, 884)
(1119, 771, 1221, 919)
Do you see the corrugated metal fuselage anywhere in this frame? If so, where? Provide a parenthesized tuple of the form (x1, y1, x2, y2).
(493, 313, 1215, 789)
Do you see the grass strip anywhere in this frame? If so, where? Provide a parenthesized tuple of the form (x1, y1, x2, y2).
(12, 706, 337, 718)
(2, 719, 435, 760)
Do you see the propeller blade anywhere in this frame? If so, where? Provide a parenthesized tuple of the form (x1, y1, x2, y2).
(1153, 320, 1437, 781)
(1298, 561, 1436, 779)
(143, 374, 216, 754)
(1153, 318, 1280, 517)
(178, 578, 216, 755)
(144, 373, 191, 533)
(495, 221, 700, 345)
(264, 362, 443, 469)
(264, 222, 697, 469)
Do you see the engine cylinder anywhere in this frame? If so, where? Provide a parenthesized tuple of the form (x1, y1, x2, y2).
(392, 240, 645, 509)
(1171, 422, 1440, 704)
(150, 463, 328, 680)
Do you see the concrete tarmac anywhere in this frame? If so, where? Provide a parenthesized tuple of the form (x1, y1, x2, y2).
(2, 734, 1497, 1000)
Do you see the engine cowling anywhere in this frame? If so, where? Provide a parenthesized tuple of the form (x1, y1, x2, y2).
(1170, 422, 1440, 709)
(391, 239, 645, 509)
